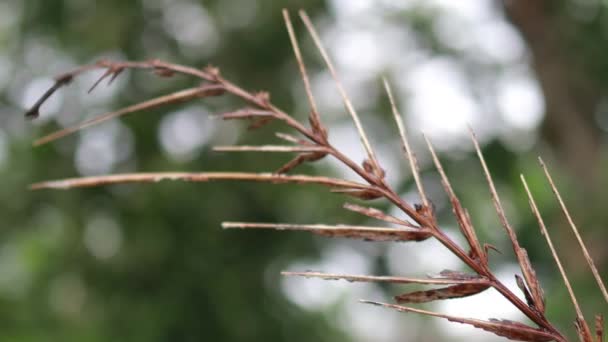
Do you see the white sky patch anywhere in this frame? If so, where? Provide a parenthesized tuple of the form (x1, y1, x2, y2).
(404, 57, 481, 147)
(432, 15, 471, 52)
(386, 242, 424, 276)
(470, 20, 526, 64)
(309, 70, 378, 116)
(434, 11, 526, 65)
(76, 131, 116, 175)
(310, 72, 344, 115)
(281, 243, 372, 311)
(324, 122, 369, 179)
(338, 289, 403, 342)
(162, 1, 218, 58)
(328, 23, 419, 76)
(496, 70, 545, 130)
(386, 227, 464, 276)
(332, 29, 383, 76)
(378, 0, 417, 10)
(281, 266, 342, 310)
(158, 106, 214, 162)
(321, 244, 373, 275)
(75, 120, 133, 176)
(330, 0, 377, 20)
(429, 0, 495, 22)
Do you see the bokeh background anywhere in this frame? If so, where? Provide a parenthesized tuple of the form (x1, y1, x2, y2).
(1, 0, 607, 341)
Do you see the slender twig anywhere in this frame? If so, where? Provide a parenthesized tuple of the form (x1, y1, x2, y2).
(422, 134, 457, 201)
(212, 145, 328, 153)
(539, 158, 608, 304)
(30, 59, 320, 146)
(222, 222, 412, 232)
(25, 64, 100, 119)
(30, 172, 372, 190)
(275, 132, 309, 145)
(222, 222, 432, 242)
(360, 301, 564, 342)
(282, 271, 490, 286)
(424, 134, 557, 333)
(34, 85, 224, 146)
(214, 108, 274, 120)
(383, 79, 428, 207)
(521, 175, 589, 331)
(469, 129, 546, 315)
(299, 11, 381, 173)
(283, 10, 321, 126)
(469, 129, 517, 244)
(422, 134, 485, 262)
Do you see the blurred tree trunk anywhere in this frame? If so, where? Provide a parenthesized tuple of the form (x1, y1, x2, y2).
(503, 0, 602, 185)
(503, 2, 608, 306)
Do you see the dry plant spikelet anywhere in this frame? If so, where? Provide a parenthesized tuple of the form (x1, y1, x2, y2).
(25, 9, 606, 342)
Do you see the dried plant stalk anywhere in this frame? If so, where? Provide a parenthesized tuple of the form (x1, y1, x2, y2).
(383, 79, 429, 207)
(222, 222, 432, 242)
(299, 11, 382, 176)
(361, 301, 557, 342)
(423, 134, 485, 264)
(25, 9, 608, 342)
(469, 129, 545, 313)
(212, 145, 328, 153)
(30, 172, 372, 191)
(539, 158, 608, 305)
(282, 271, 490, 286)
(522, 175, 591, 338)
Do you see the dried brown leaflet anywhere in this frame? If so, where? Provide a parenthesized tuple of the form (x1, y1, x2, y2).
(222, 222, 432, 242)
(27, 9, 606, 342)
(282, 271, 490, 286)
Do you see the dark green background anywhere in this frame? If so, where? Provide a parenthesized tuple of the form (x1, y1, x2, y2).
(0, 0, 606, 341)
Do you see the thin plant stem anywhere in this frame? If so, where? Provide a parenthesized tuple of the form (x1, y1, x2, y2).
(521, 175, 588, 327)
(383, 79, 428, 207)
(539, 158, 608, 304)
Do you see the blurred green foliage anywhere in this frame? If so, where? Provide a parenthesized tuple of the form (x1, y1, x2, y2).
(1, 0, 607, 341)
(3, 0, 350, 341)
